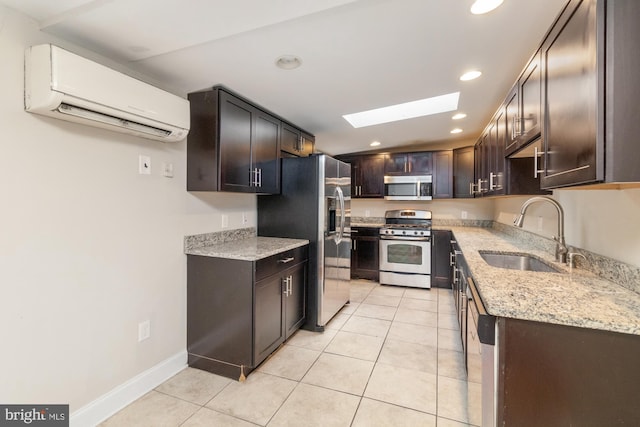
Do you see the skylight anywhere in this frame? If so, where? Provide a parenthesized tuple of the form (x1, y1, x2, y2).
(342, 92, 460, 128)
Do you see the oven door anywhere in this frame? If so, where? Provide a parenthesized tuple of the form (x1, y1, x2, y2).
(379, 238, 431, 275)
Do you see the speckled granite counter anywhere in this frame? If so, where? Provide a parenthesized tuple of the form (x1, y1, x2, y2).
(185, 229, 308, 261)
(446, 226, 640, 336)
(351, 217, 384, 228)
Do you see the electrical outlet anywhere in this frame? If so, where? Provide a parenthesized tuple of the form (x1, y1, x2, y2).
(537, 216, 544, 231)
(139, 155, 151, 175)
(461, 211, 468, 219)
(365, 210, 371, 217)
(138, 320, 150, 342)
(221, 214, 229, 229)
(242, 212, 249, 225)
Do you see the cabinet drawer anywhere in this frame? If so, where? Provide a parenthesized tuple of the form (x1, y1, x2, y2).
(256, 245, 308, 281)
(351, 227, 380, 237)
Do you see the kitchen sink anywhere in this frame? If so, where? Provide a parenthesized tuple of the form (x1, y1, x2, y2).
(478, 251, 562, 273)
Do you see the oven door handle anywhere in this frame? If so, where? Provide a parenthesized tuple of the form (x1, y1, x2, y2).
(380, 235, 431, 242)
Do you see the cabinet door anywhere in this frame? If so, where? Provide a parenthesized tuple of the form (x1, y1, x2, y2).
(280, 123, 301, 156)
(254, 274, 285, 365)
(541, 0, 599, 188)
(504, 86, 520, 156)
(493, 110, 506, 195)
(431, 230, 452, 288)
(453, 146, 475, 198)
(351, 231, 380, 281)
(409, 152, 433, 175)
(433, 150, 453, 199)
(300, 133, 315, 157)
(384, 153, 409, 175)
(218, 91, 254, 192)
(284, 262, 307, 338)
(358, 155, 385, 198)
(518, 51, 542, 145)
(253, 111, 281, 194)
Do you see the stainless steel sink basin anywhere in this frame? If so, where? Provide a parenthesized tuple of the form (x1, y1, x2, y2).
(478, 251, 562, 273)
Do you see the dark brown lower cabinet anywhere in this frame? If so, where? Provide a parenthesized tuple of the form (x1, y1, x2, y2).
(490, 317, 640, 426)
(431, 230, 452, 288)
(187, 245, 307, 381)
(351, 227, 379, 281)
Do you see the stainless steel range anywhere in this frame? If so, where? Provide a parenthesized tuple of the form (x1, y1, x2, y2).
(379, 209, 432, 289)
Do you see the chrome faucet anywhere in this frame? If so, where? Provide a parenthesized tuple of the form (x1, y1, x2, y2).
(513, 196, 568, 263)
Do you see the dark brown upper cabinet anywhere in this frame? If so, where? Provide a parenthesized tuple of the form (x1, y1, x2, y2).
(337, 154, 385, 198)
(540, 0, 640, 188)
(504, 52, 542, 157)
(281, 122, 314, 157)
(453, 146, 475, 198)
(187, 87, 281, 193)
(384, 152, 433, 175)
(433, 150, 453, 199)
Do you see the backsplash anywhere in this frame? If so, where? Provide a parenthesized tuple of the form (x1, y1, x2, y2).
(184, 227, 256, 251)
(492, 222, 640, 295)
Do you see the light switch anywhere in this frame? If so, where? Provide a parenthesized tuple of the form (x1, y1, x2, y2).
(162, 162, 174, 178)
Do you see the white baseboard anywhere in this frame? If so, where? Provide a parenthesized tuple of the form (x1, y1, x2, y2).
(70, 351, 187, 427)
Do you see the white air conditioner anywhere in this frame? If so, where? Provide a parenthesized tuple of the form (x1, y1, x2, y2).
(24, 44, 189, 142)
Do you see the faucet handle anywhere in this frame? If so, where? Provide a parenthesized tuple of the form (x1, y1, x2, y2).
(567, 252, 587, 269)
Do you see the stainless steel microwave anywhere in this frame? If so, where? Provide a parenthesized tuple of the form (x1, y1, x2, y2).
(384, 175, 433, 200)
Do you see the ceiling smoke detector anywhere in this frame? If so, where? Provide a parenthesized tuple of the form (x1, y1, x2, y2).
(275, 55, 302, 70)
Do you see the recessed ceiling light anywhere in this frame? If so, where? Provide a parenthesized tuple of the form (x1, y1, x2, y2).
(343, 92, 460, 128)
(370, 141, 381, 147)
(460, 70, 482, 81)
(275, 55, 302, 70)
(451, 128, 463, 134)
(470, 0, 504, 15)
(452, 113, 467, 120)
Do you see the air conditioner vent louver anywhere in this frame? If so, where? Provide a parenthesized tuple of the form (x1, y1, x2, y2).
(58, 104, 172, 138)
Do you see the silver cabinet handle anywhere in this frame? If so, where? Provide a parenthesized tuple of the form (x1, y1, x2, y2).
(258, 168, 262, 187)
(449, 252, 455, 267)
(282, 277, 290, 296)
(288, 275, 292, 295)
(278, 257, 295, 264)
(534, 146, 545, 178)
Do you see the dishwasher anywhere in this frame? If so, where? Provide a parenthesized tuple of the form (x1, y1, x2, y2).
(466, 275, 496, 427)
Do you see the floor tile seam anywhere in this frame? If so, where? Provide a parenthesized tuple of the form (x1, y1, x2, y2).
(260, 348, 323, 383)
(297, 379, 369, 399)
(347, 396, 365, 427)
(254, 375, 302, 427)
(152, 388, 212, 409)
(354, 309, 397, 400)
(437, 414, 474, 426)
(359, 395, 439, 418)
(390, 318, 438, 328)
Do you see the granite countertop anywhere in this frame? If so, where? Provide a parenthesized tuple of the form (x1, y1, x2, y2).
(445, 226, 640, 336)
(351, 222, 385, 228)
(185, 236, 309, 261)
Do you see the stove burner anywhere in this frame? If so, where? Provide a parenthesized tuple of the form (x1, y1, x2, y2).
(380, 209, 432, 239)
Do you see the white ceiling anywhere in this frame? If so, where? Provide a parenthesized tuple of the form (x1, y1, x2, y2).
(1, 0, 567, 155)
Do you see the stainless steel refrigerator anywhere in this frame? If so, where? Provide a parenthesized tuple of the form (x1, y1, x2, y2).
(258, 154, 351, 331)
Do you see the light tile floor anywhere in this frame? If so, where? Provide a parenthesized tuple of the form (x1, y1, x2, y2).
(101, 280, 481, 426)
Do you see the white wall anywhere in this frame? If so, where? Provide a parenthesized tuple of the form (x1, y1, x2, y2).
(0, 6, 255, 413)
(351, 198, 494, 220)
(494, 190, 640, 267)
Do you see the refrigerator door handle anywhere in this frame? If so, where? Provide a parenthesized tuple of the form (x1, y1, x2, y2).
(334, 186, 345, 244)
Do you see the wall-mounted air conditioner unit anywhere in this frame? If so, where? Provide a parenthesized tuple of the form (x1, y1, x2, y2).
(24, 44, 190, 142)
